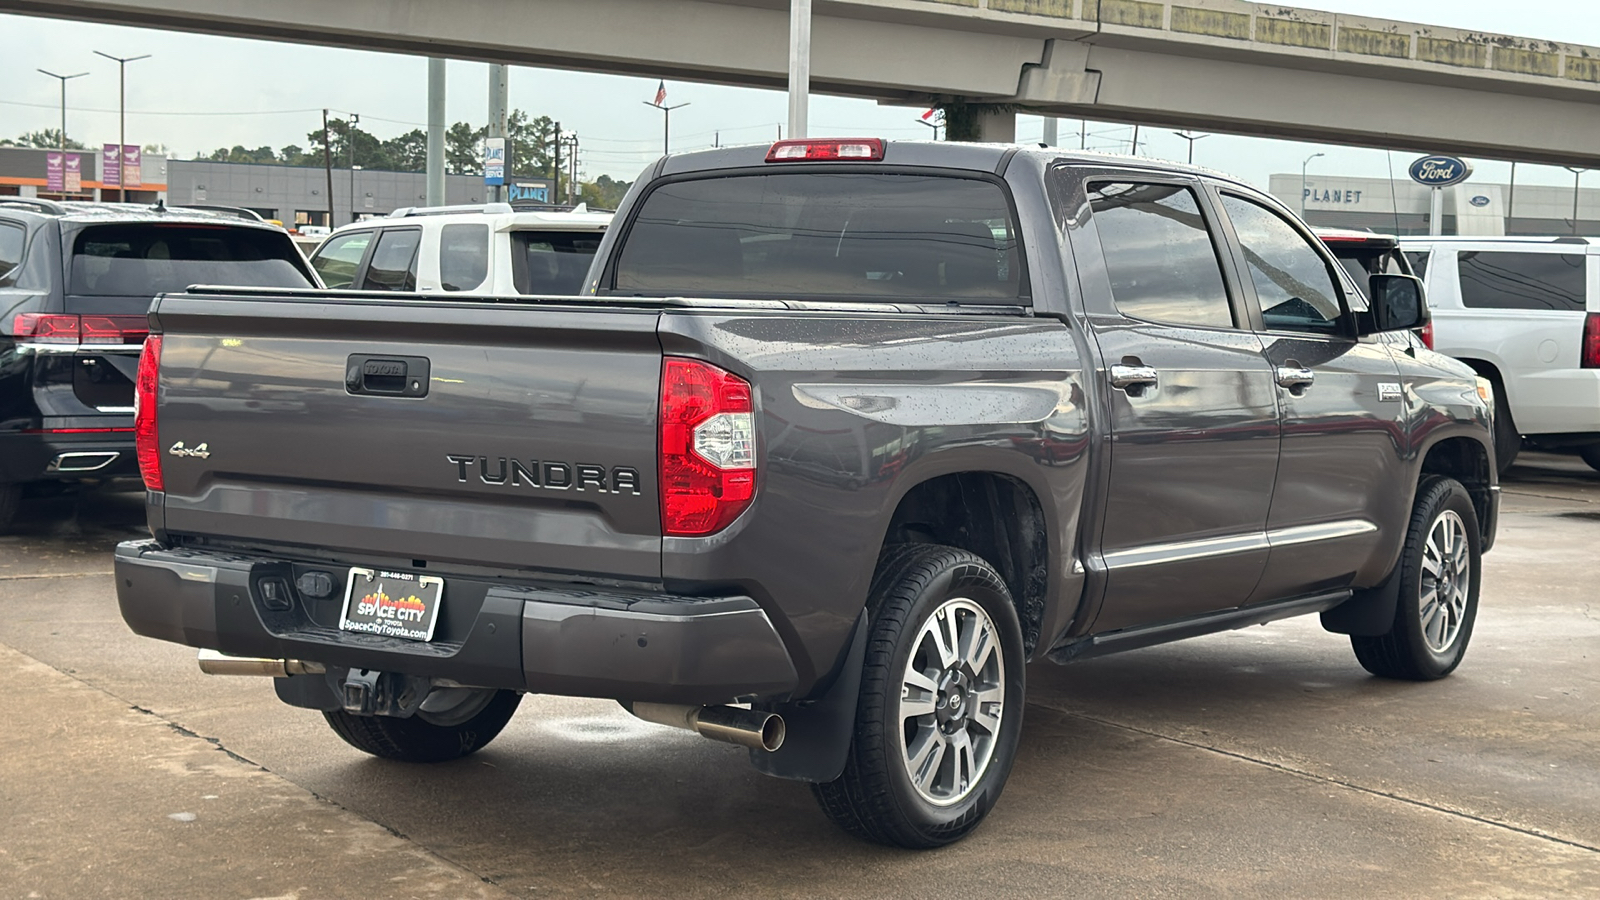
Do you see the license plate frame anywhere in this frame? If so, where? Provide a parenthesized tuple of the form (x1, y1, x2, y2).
(338, 567, 444, 642)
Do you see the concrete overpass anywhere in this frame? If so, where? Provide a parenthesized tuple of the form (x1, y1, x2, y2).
(8, 0, 1600, 166)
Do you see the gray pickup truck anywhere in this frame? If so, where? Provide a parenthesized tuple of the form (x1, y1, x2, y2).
(116, 139, 1498, 848)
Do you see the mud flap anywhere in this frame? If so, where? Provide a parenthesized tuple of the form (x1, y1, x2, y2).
(1321, 559, 1402, 636)
(748, 610, 867, 783)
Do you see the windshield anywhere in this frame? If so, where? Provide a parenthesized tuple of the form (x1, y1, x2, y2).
(69, 223, 312, 310)
(611, 173, 1024, 303)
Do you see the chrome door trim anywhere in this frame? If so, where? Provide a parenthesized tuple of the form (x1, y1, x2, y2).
(1102, 519, 1376, 570)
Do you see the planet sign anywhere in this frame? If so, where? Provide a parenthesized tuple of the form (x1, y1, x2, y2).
(1409, 155, 1473, 188)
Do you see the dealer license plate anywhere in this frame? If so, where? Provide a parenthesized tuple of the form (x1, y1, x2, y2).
(339, 567, 444, 642)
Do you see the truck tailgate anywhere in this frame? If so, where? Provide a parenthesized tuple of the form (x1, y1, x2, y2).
(151, 292, 662, 578)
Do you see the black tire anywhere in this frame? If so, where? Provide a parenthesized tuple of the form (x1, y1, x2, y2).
(1578, 443, 1600, 474)
(1352, 476, 1482, 681)
(323, 688, 521, 763)
(812, 544, 1026, 848)
(0, 483, 17, 532)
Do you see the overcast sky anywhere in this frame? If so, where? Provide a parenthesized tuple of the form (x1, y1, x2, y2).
(2, 1, 1595, 190)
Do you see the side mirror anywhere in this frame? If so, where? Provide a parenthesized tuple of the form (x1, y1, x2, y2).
(1362, 273, 1429, 334)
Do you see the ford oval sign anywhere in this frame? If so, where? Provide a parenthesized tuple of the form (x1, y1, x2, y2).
(1469, 195, 1491, 207)
(1409, 155, 1473, 188)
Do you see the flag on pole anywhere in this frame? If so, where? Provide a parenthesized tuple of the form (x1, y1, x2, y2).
(653, 81, 667, 106)
(921, 108, 937, 121)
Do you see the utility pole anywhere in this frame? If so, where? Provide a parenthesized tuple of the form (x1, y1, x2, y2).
(566, 134, 579, 205)
(1042, 118, 1057, 147)
(1130, 124, 1141, 155)
(1508, 161, 1518, 233)
(321, 109, 335, 229)
(552, 120, 562, 204)
(93, 50, 150, 202)
(348, 113, 359, 225)
(486, 63, 508, 203)
(788, 0, 811, 140)
(426, 58, 445, 206)
(1172, 130, 1209, 165)
(36, 69, 88, 155)
(1079, 119, 1086, 150)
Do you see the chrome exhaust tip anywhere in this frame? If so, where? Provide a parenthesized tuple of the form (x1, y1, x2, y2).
(197, 649, 325, 677)
(628, 702, 786, 752)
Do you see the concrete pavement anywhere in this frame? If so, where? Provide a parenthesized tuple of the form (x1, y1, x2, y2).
(2, 455, 1598, 898)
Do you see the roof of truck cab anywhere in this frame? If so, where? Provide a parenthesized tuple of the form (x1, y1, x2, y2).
(655, 140, 1259, 193)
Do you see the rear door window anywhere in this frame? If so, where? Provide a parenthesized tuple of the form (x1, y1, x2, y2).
(1087, 182, 1234, 329)
(1457, 250, 1585, 311)
(68, 223, 313, 312)
(512, 230, 602, 295)
(612, 173, 1024, 302)
(311, 230, 373, 288)
(0, 221, 23, 287)
(439, 223, 490, 292)
(360, 228, 421, 292)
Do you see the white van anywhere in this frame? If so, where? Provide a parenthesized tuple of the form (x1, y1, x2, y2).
(308, 203, 612, 297)
(1399, 235, 1600, 473)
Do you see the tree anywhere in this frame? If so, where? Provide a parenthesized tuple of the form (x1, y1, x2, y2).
(580, 175, 632, 210)
(382, 129, 427, 172)
(11, 129, 88, 150)
(507, 110, 559, 179)
(445, 121, 484, 175)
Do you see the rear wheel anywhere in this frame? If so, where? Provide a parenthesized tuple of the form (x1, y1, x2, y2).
(1351, 476, 1481, 681)
(812, 544, 1025, 848)
(1578, 444, 1600, 473)
(323, 688, 521, 763)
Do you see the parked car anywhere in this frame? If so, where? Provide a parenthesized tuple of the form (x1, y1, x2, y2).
(306, 202, 611, 296)
(1398, 235, 1600, 473)
(115, 140, 1496, 849)
(0, 199, 317, 529)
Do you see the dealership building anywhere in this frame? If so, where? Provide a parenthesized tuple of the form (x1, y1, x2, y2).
(1268, 172, 1600, 237)
(2, 146, 552, 227)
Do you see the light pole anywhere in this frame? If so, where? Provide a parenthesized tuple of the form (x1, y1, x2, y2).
(348, 113, 360, 225)
(644, 101, 690, 156)
(1300, 152, 1325, 217)
(93, 50, 151, 202)
(36, 69, 88, 154)
(1172, 130, 1209, 165)
(915, 116, 942, 141)
(788, 0, 811, 140)
(350, 165, 363, 224)
(1565, 166, 1586, 236)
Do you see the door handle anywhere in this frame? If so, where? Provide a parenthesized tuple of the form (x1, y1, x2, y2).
(1275, 366, 1316, 390)
(1110, 364, 1159, 394)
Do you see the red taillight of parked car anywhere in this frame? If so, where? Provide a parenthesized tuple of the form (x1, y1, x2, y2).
(659, 357, 755, 536)
(1420, 319, 1435, 350)
(134, 334, 163, 491)
(12, 313, 149, 344)
(1583, 313, 1600, 369)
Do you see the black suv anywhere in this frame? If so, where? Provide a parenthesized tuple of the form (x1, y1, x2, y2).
(0, 199, 317, 527)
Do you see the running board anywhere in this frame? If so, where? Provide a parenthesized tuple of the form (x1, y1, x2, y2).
(1047, 590, 1352, 664)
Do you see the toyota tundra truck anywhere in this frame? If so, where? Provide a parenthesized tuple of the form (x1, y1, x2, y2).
(115, 139, 1498, 848)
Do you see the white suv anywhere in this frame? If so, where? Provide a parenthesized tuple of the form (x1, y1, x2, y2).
(1399, 235, 1600, 473)
(308, 203, 612, 296)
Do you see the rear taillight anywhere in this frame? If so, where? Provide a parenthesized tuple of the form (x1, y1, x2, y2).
(134, 334, 163, 491)
(765, 138, 885, 162)
(659, 358, 755, 536)
(1583, 313, 1600, 369)
(13, 313, 149, 345)
(1420, 320, 1435, 350)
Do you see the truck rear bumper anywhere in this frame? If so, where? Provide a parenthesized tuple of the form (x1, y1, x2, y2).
(114, 540, 799, 704)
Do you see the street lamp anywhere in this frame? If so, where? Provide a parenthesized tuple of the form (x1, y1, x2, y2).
(916, 115, 942, 141)
(350, 165, 363, 225)
(36, 69, 88, 154)
(1300, 152, 1326, 217)
(1172, 130, 1209, 165)
(1565, 166, 1586, 236)
(93, 50, 151, 202)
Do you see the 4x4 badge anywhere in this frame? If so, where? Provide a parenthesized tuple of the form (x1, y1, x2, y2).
(168, 441, 211, 459)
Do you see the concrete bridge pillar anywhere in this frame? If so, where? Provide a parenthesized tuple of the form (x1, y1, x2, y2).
(976, 109, 1016, 143)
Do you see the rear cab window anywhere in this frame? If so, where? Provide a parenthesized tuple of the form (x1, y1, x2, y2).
(68, 223, 313, 312)
(609, 173, 1025, 303)
(360, 228, 422, 292)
